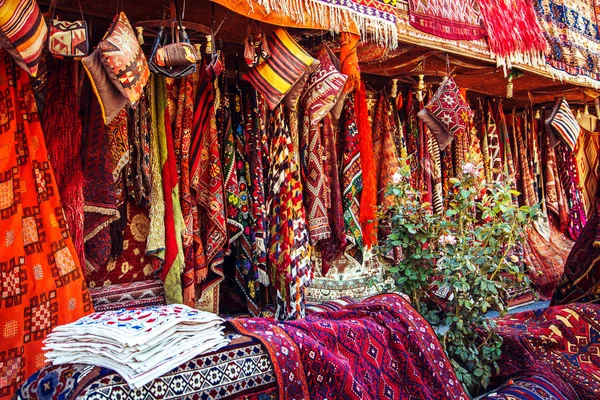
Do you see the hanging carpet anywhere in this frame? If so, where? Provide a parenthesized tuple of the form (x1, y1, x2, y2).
(407, 0, 486, 41)
(535, 0, 600, 88)
(476, 0, 547, 70)
(0, 52, 92, 400)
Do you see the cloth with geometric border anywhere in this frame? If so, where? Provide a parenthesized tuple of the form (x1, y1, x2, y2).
(0, 52, 92, 400)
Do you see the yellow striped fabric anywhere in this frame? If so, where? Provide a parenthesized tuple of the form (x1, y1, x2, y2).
(0, 0, 47, 77)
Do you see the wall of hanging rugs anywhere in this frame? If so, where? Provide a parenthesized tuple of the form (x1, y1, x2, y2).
(1, 0, 598, 326)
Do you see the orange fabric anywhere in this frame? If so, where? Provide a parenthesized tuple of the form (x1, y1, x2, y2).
(340, 33, 361, 93)
(356, 82, 377, 248)
(213, 0, 359, 35)
(0, 52, 92, 399)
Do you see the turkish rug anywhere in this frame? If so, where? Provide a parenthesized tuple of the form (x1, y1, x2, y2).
(190, 65, 226, 309)
(574, 128, 600, 215)
(84, 202, 155, 289)
(341, 94, 364, 268)
(300, 115, 331, 244)
(524, 220, 574, 300)
(16, 334, 276, 400)
(246, 0, 397, 49)
(493, 302, 600, 399)
(319, 114, 347, 273)
(552, 206, 600, 305)
(41, 58, 85, 264)
(230, 293, 468, 400)
(534, 0, 600, 88)
(267, 105, 311, 320)
(171, 72, 199, 306)
(408, 0, 486, 40)
(478, 374, 574, 400)
(0, 52, 92, 400)
(476, 0, 547, 70)
(555, 142, 587, 241)
(245, 92, 269, 286)
(88, 279, 165, 312)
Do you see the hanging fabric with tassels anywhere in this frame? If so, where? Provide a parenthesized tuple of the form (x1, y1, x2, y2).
(241, 0, 398, 49)
(475, 0, 547, 74)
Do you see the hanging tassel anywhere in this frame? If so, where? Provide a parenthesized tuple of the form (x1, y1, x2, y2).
(136, 27, 144, 45)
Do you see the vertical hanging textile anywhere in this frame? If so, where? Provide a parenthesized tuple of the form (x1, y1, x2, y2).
(341, 94, 364, 267)
(232, 88, 261, 315)
(556, 143, 587, 241)
(340, 33, 361, 95)
(41, 59, 85, 264)
(155, 76, 185, 305)
(552, 205, 600, 305)
(535, 0, 600, 88)
(300, 116, 331, 244)
(190, 66, 226, 309)
(246, 92, 269, 285)
(486, 103, 502, 182)
(419, 114, 433, 206)
(267, 105, 311, 319)
(319, 114, 347, 274)
(0, 53, 92, 399)
(82, 107, 129, 273)
(427, 133, 443, 214)
(219, 79, 243, 252)
(145, 79, 166, 259)
(372, 93, 401, 209)
(476, 0, 547, 72)
(544, 133, 570, 231)
(407, 0, 486, 40)
(172, 73, 199, 307)
(127, 94, 152, 207)
(355, 82, 377, 249)
(404, 92, 421, 187)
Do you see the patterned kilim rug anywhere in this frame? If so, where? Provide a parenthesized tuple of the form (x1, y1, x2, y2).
(535, 0, 600, 88)
(230, 293, 468, 400)
(493, 302, 600, 399)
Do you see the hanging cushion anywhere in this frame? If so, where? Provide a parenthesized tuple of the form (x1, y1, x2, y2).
(417, 76, 473, 150)
(0, 0, 47, 77)
(244, 27, 317, 110)
(82, 48, 129, 124)
(300, 46, 348, 125)
(545, 98, 580, 151)
(97, 12, 149, 108)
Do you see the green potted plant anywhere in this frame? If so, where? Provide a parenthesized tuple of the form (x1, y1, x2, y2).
(379, 158, 539, 396)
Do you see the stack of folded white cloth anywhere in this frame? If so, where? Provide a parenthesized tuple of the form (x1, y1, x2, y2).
(43, 304, 230, 388)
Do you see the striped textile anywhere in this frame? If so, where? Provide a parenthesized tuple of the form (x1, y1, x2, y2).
(546, 99, 580, 152)
(244, 28, 316, 110)
(0, 0, 47, 77)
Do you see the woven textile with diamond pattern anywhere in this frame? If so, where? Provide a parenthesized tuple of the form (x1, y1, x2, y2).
(492, 303, 600, 399)
(230, 293, 468, 400)
(17, 334, 276, 400)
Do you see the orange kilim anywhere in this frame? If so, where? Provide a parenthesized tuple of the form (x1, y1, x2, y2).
(0, 52, 92, 400)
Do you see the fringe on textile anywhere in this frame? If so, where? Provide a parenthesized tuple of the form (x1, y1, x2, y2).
(546, 65, 600, 90)
(247, 0, 398, 49)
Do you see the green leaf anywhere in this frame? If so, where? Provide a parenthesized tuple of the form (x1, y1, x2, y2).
(461, 189, 471, 199)
(446, 209, 458, 217)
